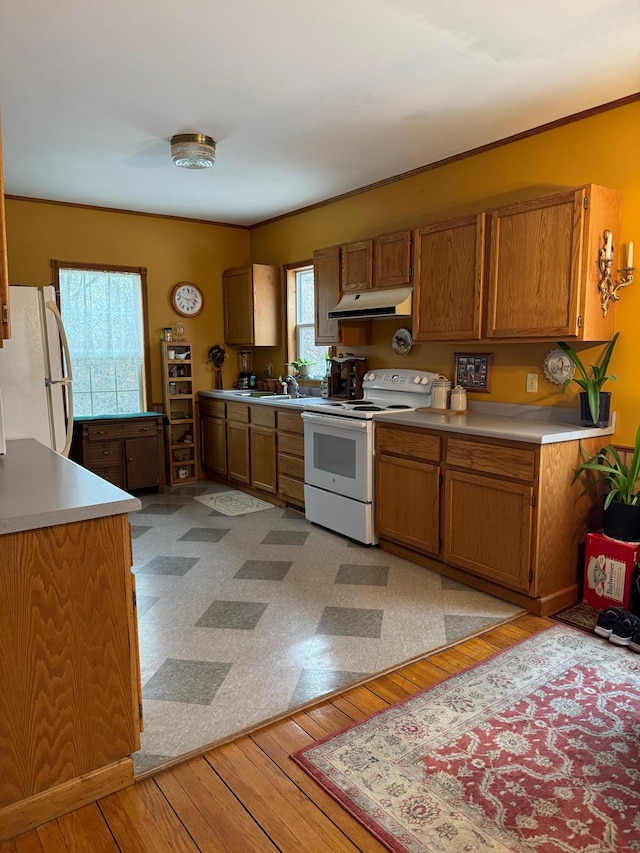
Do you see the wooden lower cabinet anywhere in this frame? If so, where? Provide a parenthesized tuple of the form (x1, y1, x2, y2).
(200, 398, 227, 477)
(0, 513, 141, 840)
(250, 407, 277, 494)
(227, 417, 251, 485)
(375, 422, 603, 616)
(277, 408, 305, 508)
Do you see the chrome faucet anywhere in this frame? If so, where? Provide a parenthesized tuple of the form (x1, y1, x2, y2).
(285, 375, 301, 398)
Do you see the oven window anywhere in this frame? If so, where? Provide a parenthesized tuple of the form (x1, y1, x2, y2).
(313, 432, 356, 479)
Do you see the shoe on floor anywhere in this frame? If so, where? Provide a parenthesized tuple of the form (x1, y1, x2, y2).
(609, 612, 640, 646)
(594, 605, 628, 638)
(629, 624, 640, 654)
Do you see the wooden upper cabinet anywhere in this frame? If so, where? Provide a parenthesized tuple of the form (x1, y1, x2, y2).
(0, 119, 9, 345)
(223, 264, 280, 346)
(485, 184, 622, 342)
(313, 245, 342, 345)
(341, 239, 373, 292)
(374, 230, 413, 288)
(413, 214, 485, 341)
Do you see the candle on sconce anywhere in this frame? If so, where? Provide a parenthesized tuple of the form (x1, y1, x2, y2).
(605, 230, 613, 260)
(628, 241, 634, 269)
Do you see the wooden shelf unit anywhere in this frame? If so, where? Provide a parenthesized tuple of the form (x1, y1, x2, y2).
(161, 341, 198, 485)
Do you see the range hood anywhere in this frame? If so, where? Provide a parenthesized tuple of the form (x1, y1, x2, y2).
(328, 287, 413, 320)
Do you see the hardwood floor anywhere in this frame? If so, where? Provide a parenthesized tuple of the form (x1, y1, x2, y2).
(1, 613, 553, 852)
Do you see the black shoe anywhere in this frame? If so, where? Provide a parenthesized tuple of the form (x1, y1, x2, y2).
(594, 605, 627, 638)
(609, 612, 640, 646)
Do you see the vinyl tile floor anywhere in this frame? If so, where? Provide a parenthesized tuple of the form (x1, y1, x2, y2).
(131, 481, 523, 774)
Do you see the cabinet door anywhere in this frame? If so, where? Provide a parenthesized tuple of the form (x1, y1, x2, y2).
(443, 470, 533, 592)
(226, 420, 250, 484)
(374, 230, 412, 288)
(413, 214, 484, 341)
(485, 189, 583, 339)
(223, 267, 254, 345)
(200, 415, 227, 476)
(125, 436, 160, 490)
(341, 240, 373, 292)
(251, 425, 277, 494)
(313, 245, 342, 345)
(376, 453, 440, 555)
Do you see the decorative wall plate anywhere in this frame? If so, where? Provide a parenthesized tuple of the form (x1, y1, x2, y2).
(392, 327, 412, 356)
(543, 348, 575, 385)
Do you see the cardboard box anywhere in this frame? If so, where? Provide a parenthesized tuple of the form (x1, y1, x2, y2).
(583, 531, 639, 610)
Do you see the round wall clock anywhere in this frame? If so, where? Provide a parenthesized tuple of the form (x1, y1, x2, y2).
(171, 281, 204, 317)
(543, 348, 575, 385)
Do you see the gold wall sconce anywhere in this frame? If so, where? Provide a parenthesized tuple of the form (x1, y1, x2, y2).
(599, 230, 634, 316)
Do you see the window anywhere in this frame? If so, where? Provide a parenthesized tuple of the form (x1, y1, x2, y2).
(52, 261, 151, 417)
(287, 263, 328, 379)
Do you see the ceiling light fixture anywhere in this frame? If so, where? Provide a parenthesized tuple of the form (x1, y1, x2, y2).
(170, 133, 216, 169)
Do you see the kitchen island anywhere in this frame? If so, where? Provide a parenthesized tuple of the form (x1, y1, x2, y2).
(0, 440, 143, 840)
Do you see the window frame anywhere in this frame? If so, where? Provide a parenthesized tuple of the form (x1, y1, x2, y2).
(284, 259, 333, 380)
(51, 259, 153, 412)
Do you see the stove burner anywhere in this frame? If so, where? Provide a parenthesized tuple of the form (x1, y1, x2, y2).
(350, 405, 383, 411)
(385, 404, 411, 409)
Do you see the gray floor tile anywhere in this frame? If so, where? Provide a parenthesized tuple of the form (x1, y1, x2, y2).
(441, 576, 474, 591)
(444, 614, 504, 642)
(261, 530, 310, 546)
(136, 556, 200, 576)
(137, 594, 160, 617)
(234, 560, 293, 581)
(335, 563, 389, 586)
(143, 658, 232, 705)
(195, 599, 268, 629)
(289, 668, 371, 708)
(178, 527, 230, 543)
(132, 752, 173, 774)
(316, 606, 384, 639)
(130, 525, 153, 539)
(137, 503, 184, 515)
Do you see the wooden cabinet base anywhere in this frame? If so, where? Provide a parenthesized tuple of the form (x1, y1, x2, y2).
(379, 538, 578, 617)
(0, 758, 134, 842)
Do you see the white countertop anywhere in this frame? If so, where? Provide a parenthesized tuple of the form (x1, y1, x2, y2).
(373, 402, 616, 445)
(198, 390, 616, 444)
(0, 439, 142, 535)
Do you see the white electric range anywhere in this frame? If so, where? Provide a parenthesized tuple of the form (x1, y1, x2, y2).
(301, 369, 440, 544)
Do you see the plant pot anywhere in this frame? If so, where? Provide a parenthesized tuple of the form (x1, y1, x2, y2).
(603, 500, 640, 542)
(297, 365, 309, 379)
(579, 391, 611, 428)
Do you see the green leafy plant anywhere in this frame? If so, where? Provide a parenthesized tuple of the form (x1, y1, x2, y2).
(557, 332, 619, 424)
(575, 423, 640, 508)
(207, 344, 226, 368)
(290, 358, 314, 368)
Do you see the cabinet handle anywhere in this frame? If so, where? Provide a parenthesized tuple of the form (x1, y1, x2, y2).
(102, 450, 113, 456)
(97, 429, 107, 435)
(141, 426, 151, 431)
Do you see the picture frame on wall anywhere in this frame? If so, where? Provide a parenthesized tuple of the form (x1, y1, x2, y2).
(454, 352, 493, 393)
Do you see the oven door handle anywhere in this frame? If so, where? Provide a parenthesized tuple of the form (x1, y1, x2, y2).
(301, 412, 370, 431)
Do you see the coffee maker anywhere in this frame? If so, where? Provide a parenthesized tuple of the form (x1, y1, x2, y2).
(235, 350, 257, 389)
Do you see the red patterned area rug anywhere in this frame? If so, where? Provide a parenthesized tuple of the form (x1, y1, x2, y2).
(292, 624, 640, 853)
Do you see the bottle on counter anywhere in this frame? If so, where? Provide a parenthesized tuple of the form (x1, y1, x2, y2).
(432, 376, 452, 409)
(450, 385, 468, 411)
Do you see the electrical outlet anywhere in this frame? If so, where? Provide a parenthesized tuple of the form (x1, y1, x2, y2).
(526, 373, 538, 393)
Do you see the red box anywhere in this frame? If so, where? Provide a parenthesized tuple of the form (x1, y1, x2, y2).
(583, 531, 639, 610)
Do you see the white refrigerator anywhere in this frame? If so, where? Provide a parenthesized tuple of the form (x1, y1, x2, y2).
(0, 285, 73, 456)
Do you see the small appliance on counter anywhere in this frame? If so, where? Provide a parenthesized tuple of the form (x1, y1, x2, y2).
(234, 349, 257, 389)
(327, 355, 367, 400)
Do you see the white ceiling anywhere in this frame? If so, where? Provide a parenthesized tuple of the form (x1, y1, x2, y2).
(1, 1, 639, 227)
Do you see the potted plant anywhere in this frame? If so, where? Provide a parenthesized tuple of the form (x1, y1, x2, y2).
(557, 332, 619, 427)
(207, 344, 226, 389)
(290, 358, 315, 379)
(575, 423, 640, 541)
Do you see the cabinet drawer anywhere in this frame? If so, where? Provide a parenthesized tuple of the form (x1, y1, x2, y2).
(279, 474, 305, 504)
(251, 406, 276, 428)
(446, 437, 536, 481)
(199, 398, 225, 418)
(87, 419, 158, 440)
(96, 467, 126, 488)
(277, 410, 303, 434)
(278, 452, 304, 481)
(278, 432, 304, 457)
(376, 424, 441, 461)
(87, 441, 124, 466)
(227, 402, 250, 423)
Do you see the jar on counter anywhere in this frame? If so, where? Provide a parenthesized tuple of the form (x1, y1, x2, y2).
(432, 376, 452, 409)
(450, 385, 468, 411)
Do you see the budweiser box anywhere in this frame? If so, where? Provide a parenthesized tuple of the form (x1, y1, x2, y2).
(583, 531, 639, 610)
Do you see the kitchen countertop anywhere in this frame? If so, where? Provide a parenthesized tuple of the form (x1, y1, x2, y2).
(0, 439, 142, 535)
(198, 390, 616, 444)
(373, 401, 616, 445)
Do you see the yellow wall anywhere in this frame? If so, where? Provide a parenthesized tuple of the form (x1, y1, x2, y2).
(4, 201, 250, 401)
(5, 99, 639, 443)
(250, 99, 640, 444)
